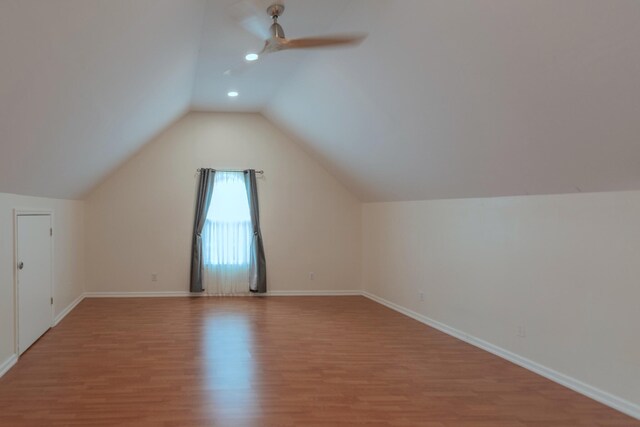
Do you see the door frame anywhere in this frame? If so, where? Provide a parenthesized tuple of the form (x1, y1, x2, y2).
(13, 209, 54, 356)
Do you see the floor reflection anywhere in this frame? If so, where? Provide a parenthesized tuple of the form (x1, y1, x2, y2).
(203, 313, 258, 424)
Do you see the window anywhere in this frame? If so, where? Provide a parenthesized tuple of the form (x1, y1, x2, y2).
(202, 172, 252, 267)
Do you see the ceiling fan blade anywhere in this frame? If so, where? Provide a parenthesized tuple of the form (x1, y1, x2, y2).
(280, 34, 367, 50)
(227, 0, 272, 41)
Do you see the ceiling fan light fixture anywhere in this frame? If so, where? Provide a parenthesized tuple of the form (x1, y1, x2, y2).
(245, 53, 259, 61)
(227, 91, 239, 98)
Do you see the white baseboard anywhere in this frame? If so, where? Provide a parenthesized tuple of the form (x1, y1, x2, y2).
(361, 290, 640, 421)
(53, 293, 85, 326)
(267, 290, 362, 296)
(84, 290, 362, 298)
(85, 291, 197, 298)
(0, 354, 18, 378)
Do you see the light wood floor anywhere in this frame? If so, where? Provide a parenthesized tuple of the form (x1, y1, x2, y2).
(0, 297, 636, 426)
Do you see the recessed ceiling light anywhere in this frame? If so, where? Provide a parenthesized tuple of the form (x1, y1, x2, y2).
(227, 91, 239, 98)
(245, 53, 259, 62)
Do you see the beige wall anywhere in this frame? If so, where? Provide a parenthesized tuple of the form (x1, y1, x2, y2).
(85, 112, 361, 294)
(0, 193, 84, 368)
(362, 191, 640, 410)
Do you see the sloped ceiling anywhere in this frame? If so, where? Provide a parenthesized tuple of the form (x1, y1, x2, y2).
(264, 0, 640, 201)
(0, 0, 206, 199)
(2, 0, 640, 202)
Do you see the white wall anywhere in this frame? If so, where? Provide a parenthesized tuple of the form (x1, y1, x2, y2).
(85, 112, 361, 294)
(362, 191, 640, 412)
(0, 193, 84, 369)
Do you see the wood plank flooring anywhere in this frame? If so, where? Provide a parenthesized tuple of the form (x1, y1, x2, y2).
(0, 296, 636, 426)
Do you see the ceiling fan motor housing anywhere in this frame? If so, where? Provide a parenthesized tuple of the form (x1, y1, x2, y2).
(270, 22, 285, 38)
(267, 4, 286, 39)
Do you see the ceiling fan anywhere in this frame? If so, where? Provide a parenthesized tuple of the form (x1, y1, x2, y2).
(231, 2, 367, 56)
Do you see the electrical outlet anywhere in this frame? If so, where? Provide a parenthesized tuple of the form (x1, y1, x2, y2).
(517, 325, 526, 338)
(419, 291, 425, 302)
(309, 272, 315, 281)
(151, 273, 158, 282)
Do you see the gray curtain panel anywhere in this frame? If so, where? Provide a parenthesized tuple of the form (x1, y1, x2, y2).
(244, 170, 267, 293)
(190, 169, 215, 293)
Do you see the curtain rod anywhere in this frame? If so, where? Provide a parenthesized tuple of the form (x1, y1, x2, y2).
(197, 168, 264, 174)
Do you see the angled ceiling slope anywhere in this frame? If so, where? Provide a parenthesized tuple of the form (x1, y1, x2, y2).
(3, 0, 640, 203)
(264, 0, 640, 202)
(0, 0, 205, 199)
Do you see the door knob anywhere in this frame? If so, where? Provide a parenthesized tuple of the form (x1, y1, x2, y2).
(17, 261, 24, 270)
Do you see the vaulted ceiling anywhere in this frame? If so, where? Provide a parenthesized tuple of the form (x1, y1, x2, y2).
(2, 0, 640, 201)
(0, 0, 205, 199)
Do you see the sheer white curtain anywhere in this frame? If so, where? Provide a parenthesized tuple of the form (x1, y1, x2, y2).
(202, 172, 252, 295)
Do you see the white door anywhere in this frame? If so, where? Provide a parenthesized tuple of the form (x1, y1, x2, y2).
(16, 214, 53, 355)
